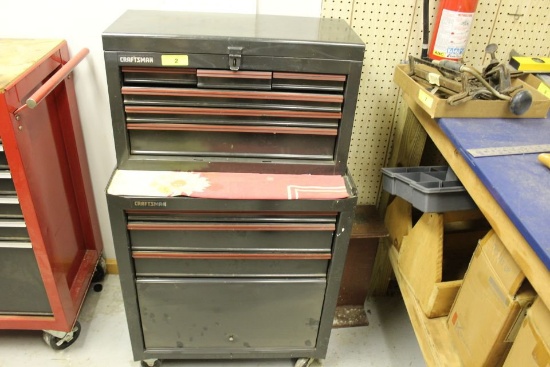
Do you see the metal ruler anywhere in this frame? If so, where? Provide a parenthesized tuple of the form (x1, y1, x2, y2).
(467, 144, 550, 158)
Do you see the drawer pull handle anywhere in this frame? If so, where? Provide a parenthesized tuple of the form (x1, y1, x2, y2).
(197, 70, 271, 80)
(127, 223, 335, 231)
(15, 48, 89, 113)
(273, 72, 346, 82)
(0, 242, 32, 249)
(0, 171, 12, 179)
(121, 86, 343, 103)
(132, 251, 332, 260)
(126, 123, 337, 136)
(124, 106, 342, 119)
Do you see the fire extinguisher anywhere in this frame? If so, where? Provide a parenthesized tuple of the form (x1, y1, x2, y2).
(428, 0, 479, 60)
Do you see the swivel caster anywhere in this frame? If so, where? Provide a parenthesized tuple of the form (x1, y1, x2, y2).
(92, 256, 107, 292)
(141, 359, 162, 367)
(43, 321, 81, 350)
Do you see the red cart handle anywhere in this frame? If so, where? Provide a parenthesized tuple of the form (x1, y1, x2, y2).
(15, 48, 89, 114)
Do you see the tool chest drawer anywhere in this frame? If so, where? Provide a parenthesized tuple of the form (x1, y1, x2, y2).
(0, 219, 29, 241)
(136, 278, 326, 350)
(0, 142, 7, 169)
(103, 10, 364, 174)
(128, 212, 335, 277)
(0, 243, 52, 315)
(127, 214, 336, 252)
(133, 252, 330, 277)
(0, 171, 16, 195)
(0, 197, 22, 218)
(122, 71, 342, 161)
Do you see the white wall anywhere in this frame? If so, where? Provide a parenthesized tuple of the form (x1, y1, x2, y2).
(0, 0, 323, 259)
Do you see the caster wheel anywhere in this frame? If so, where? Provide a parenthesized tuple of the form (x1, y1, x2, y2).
(294, 358, 315, 367)
(141, 359, 162, 367)
(92, 256, 107, 283)
(43, 321, 81, 350)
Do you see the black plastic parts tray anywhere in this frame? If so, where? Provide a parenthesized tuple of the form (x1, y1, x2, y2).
(381, 166, 476, 212)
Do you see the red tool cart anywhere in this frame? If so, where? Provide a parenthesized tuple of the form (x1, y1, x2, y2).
(0, 39, 104, 349)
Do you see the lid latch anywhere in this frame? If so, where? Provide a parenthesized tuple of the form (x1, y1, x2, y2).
(228, 47, 243, 71)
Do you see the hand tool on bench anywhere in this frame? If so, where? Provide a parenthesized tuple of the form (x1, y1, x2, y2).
(407, 44, 533, 115)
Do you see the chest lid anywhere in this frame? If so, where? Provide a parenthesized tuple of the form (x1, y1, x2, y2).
(102, 10, 364, 61)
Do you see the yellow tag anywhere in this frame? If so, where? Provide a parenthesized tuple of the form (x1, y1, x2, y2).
(418, 89, 434, 108)
(161, 55, 189, 66)
(537, 82, 550, 99)
(433, 50, 446, 57)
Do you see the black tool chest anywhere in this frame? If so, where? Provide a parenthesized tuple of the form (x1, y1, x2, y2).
(103, 10, 364, 366)
(106, 191, 357, 361)
(103, 10, 364, 175)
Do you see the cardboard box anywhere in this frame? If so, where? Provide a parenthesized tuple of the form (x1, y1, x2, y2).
(503, 298, 550, 367)
(448, 230, 536, 367)
(397, 210, 488, 318)
(520, 73, 550, 99)
(393, 64, 550, 118)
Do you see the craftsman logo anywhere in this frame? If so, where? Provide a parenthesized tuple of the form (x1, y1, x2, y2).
(133, 201, 167, 208)
(119, 56, 154, 64)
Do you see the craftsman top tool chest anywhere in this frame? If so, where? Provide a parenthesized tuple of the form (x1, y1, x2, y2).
(102, 10, 365, 174)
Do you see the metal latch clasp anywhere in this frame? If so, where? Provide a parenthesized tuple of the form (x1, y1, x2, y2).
(228, 46, 242, 71)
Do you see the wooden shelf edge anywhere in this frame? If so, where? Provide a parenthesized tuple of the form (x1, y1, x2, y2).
(388, 244, 462, 367)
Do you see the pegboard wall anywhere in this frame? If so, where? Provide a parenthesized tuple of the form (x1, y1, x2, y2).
(322, 0, 550, 205)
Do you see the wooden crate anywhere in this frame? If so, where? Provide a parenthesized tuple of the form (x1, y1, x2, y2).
(397, 209, 488, 318)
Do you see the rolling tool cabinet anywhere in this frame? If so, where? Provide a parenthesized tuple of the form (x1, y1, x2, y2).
(102, 10, 364, 366)
(106, 170, 357, 365)
(0, 39, 104, 348)
(102, 10, 365, 174)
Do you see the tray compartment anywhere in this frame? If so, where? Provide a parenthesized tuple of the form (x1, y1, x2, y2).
(381, 166, 476, 212)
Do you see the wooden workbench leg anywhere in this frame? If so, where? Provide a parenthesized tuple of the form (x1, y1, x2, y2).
(369, 105, 427, 296)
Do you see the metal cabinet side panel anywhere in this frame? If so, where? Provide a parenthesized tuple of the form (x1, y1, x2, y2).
(104, 51, 129, 167)
(314, 201, 356, 354)
(106, 194, 147, 360)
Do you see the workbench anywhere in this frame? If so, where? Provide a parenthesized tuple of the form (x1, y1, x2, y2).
(390, 93, 550, 366)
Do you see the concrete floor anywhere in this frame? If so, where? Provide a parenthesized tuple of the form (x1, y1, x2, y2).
(0, 275, 425, 367)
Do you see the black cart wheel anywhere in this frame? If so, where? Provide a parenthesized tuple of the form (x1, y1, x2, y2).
(42, 321, 81, 350)
(91, 256, 107, 283)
